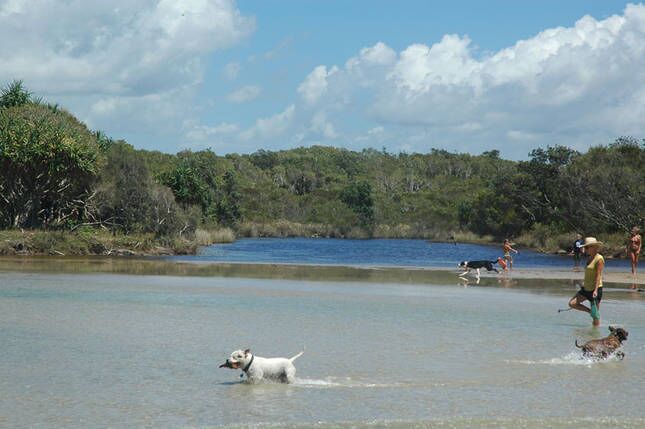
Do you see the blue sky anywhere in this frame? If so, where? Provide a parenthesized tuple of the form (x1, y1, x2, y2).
(1, 0, 643, 159)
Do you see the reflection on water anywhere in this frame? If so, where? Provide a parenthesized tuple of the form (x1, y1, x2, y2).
(0, 261, 644, 428)
(0, 255, 531, 286)
(182, 238, 634, 270)
(0, 256, 641, 296)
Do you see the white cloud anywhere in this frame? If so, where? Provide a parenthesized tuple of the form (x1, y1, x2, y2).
(4, 1, 643, 157)
(0, 0, 254, 151)
(310, 111, 338, 139)
(507, 130, 538, 141)
(297, 65, 339, 105)
(82, 87, 199, 136)
(346, 42, 397, 69)
(293, 4, 645, 157)
(227, 85, 261, 103)
(0, 0, 255, 96)
(388, 36, 481, 94)
(239, 104, 295, 141)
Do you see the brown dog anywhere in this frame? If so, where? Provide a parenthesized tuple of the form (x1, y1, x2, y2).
(575, 326, 628, 359)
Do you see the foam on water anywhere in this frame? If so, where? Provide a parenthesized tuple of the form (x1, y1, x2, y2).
(220, 416, 645, 429)
(223, 377, 425, 389)
(507, 350, 626, 366)
(293, 377, 425, 389)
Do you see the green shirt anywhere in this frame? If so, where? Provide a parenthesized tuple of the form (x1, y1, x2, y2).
(583, 253, 604, 291)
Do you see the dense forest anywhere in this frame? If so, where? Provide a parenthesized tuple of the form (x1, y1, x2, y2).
(1, 81, 643, 253)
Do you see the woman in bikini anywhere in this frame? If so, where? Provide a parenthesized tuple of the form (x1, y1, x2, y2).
(568, 237, 604, 327)
(627, 226, 641, 283)
(502, 239, 518, 271)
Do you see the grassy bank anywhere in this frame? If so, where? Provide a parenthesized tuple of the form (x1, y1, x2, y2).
(236, 220, 484, 241)
(0, 223, 635, 259)
(0, 227, 235, 256)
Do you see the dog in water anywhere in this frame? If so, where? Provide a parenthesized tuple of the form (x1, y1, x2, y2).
(219, 348, 304, 383)
(458, 259, 501, 278)
(575, 326, 628, 360)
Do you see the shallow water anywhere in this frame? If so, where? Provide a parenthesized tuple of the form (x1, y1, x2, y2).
(173, 238, 633, 270)
(1, 262, 644, 428)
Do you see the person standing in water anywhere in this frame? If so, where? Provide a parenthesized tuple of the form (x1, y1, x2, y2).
(568, 237, 604, 327)
(502, 239, 518, 271)
(627, 226, 641, 284)
(572, 234, 585, 271)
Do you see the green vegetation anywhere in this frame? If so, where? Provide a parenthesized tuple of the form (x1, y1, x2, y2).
(1, 81, 643, 255)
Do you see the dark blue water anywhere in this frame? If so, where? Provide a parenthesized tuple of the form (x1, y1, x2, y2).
(171, 238, 631, 270)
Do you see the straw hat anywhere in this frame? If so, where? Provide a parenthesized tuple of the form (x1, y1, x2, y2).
(580, 237, 603, 248)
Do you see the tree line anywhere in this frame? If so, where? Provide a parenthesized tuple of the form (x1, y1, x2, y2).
(1, 81, 643, 241)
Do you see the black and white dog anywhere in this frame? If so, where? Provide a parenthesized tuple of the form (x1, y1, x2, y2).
(458, 259, 501, 278)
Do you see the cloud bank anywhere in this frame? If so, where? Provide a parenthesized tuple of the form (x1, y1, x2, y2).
(2, 1, 643, 157)
(291, 4, 645, 157)
(0, 0, 254, 139)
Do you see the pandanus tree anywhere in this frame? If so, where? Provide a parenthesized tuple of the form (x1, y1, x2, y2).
(0, 80, 32, 108)
(0, 82, 102, 228)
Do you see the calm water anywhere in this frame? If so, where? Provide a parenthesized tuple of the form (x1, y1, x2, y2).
(174, 238, 632, 270)
(1, 263, 644, 428)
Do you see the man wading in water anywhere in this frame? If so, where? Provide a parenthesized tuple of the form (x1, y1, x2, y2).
(568, 237, 604, 327)
(572, 233, 584, 271)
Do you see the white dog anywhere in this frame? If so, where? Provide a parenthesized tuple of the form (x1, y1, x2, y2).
(219, 348, 304, 383)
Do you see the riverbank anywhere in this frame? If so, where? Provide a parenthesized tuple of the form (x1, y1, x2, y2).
(237, 221, 636, 259)
(0, 224, 638, 259)
(0, 228, 234, 256)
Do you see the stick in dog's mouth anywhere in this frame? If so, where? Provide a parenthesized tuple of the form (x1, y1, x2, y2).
(219, 360, 238, 369)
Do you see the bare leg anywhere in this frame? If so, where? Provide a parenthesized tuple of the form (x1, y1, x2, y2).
(630, 251, 637, 278)
(568, 294, 590, 314)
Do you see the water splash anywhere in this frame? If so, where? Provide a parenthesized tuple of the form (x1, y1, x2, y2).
(292, 377, 426, 389)
(221, 416, 645, 429)
(507, 351, 625, 366)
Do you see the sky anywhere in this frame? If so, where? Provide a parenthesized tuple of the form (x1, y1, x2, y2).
(1, 0, 643, 159)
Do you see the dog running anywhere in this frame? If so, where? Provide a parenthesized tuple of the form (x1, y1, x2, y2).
(575, 326, 628, 360)
(219, 348, 304, 383)
(458, 258, 503, 277)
